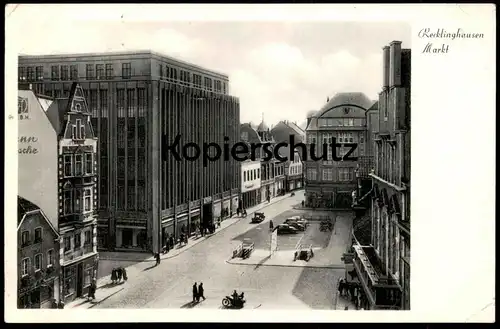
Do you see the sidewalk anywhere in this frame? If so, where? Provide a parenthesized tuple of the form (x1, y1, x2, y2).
(65, 193, 294, 309)
(334, 278, 358, 310)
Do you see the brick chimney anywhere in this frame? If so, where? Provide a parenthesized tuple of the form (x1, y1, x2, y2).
(389, 41, 402, 87)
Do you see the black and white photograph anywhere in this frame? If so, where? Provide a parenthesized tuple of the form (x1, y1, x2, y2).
(5, 4, 495, 323)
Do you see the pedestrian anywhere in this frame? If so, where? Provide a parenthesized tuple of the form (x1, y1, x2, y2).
(217, 218, 221, 228)
(122, 267, 128, 281)
(198, 282, 206, 301)
(184, 233, 188, 244)
(192, 282, 198, 303)
(301, 200, 304, 207)
(169, 236, 174, 249)
(344, 306, 349, 310)
(117, 267, 123, 282)
(88, 279, 97, 300)
(155, 253, 161, 266)
(338, 279, 344, 297)
(269, 220, 274, 231)
(111, 268, 117, 284)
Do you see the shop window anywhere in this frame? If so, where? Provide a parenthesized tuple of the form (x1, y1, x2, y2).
(64, 267, 76, 297)
(84, 265, 93, 287)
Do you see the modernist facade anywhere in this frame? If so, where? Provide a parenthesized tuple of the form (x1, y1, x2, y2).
(19, 51, 240, 254)
(352, 41, 411, 310)
(240, 160, 262, 210)
(271, 120, 305, 192)
(18, 84, 99, 304)
(305, 93, 376, 209)
(18, 197, 60, 309)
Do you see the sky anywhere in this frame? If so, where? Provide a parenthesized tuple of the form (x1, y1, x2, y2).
(9, 7, 411, 128)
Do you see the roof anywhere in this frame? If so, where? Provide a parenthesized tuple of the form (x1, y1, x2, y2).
(271, 121, 305, 144)
(17, 196, 60, 236)
(257, 121, 269, 132)
(306, 110, 318, 118)
(317, 92, 375, 117)
(287, 121, 305, 136)
(18, 196, 40, 226)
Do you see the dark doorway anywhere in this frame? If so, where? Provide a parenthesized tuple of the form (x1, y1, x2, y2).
(335, 193, 353, 209)
(137, 230, 147, 250)
(76, 263, 83, 297)
(202, 203, 213, 230)
(122, 228, 133, 247)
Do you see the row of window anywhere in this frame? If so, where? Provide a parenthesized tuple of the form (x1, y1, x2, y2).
(306, 168, 355, 182)
(307, 132, 363, 144)
(21, 227, 43, 247)
(243, 168, 260, 182)
(18, 63, 132, 82)
(86, 88, 147, 118)
(63, 188, 93, 215)
(63, 230, 92, 252)
(21, 250, 55, 277)
(290, 165, 302, 175)
(158, 64, 227, 93)
(63, 153, 94, 177)
(318, 118, 360, 127)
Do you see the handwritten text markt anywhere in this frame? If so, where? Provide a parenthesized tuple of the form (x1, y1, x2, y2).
(419, 28, 484, 54)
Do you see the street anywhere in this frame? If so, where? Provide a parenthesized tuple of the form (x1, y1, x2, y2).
(88, 191, 348, 310)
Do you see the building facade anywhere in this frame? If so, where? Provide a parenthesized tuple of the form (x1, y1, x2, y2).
(18, 197, 60, 309)
(18, 84, 99, 304)
(304, 93, 375, 209)
(240, 160, 262, 209)
(271, 121, 305, 192)
(19, 51, 240, 254)
(351, 41, 411, 310)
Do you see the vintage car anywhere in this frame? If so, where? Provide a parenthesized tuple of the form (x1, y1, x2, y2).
(294, 244, 314, 261)
(284, 220, 306, 231)
(320, 219, 333, 232)
(286, 216, 309, 228)
(276, 224, 298, 235)
(251, 212, 265, 223)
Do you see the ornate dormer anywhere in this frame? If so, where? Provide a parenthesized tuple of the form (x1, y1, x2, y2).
(62, 83, 96, 141)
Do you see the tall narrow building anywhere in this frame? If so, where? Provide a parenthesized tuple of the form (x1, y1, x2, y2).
(351, 41, 411, 310)
(19, 51, 241, 254)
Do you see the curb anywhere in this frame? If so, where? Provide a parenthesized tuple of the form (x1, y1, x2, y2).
(98, 195, 295, 264)
(225, 259, 346, 270)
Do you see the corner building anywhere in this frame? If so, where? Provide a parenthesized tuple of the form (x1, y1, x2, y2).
(304, 93, 375, 209)
(19, 51, 240, 254)
(351, 41, 411, 310)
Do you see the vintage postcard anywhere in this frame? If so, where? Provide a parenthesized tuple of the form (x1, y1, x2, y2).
(4, 4, 495, 323)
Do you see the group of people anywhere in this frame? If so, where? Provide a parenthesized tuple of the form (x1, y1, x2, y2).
(111, 267, 128, 284)
(192, 282, 206, 303)
(338, 279, 368, 310)
(236, 208, 247, 217)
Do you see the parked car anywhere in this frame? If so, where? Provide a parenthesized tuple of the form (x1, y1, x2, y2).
(285, 216, 309, 228)
(284, 220, 306, 231)
(276, 224, 298, 235)
(251, 212, 265, 223)
(294, 244, 314, 261)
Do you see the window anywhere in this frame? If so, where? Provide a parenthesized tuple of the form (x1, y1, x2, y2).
(159, 64, 163, 78)
(58, 65, 68, 81)
(75, 154, 83, 175)
(64, 154, 73, 177)
(34, 228, 42, 243)
(51, 66, 60, 80)
(74, 189, 82, 212)
(307, 169, 317, 181)
(18, 67, 27, 82)
(102, 64, 113, 80)
(21, 258, 30, 277)
(63, 190, 73, 215)
(339, 168, 353, 182)
(72, 119, 86, 140)
(64, 237, 71, 252)
(243, 171, 247, 182)
(86, 64, 94, 80)
(223, 82, 227, 94)
(27, 67, 34, 81)
(47, 249, 54, 267)
(74, 233, 81, 249)
(92, 64, 103, 80)
(138, 88, 146, 117)
(84, 188, 92, 212)
(257, 169, 260, 179)
(84, 265, 93, 287)
(84, 231, 91, 245)
(35, 66, 44, 81)
(85, 153, 93, 174)
(34, 254, 42, 271)
(21, 231, 30, 246)
(122, 63, 131, 79)
(70, 65, 78, 80)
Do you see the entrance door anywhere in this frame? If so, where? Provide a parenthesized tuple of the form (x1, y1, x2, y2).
(123, 229, 133, 247)
(76, 263, 83, 297)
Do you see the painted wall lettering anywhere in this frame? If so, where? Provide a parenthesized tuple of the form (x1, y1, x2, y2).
(18, 135, 39, 154)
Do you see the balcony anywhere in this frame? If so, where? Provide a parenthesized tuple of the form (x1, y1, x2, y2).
(352, 244, 402, 310)
(63, 244, 94, 263)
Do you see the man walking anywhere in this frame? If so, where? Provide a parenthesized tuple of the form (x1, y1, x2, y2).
(192, 282, 198, 303)
(198, 282, 206, 302)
